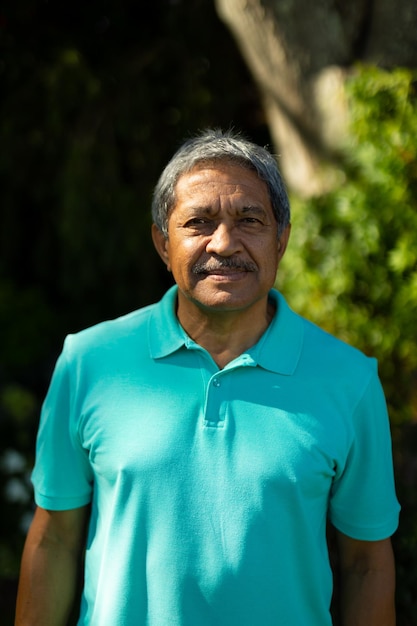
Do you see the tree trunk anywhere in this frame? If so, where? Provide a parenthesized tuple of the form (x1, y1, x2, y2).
(215, 0, 417, 195)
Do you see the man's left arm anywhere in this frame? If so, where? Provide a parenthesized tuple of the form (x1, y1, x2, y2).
(336, 530, 396, 626)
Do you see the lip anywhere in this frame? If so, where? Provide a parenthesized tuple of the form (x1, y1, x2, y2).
(201, 270, 249, 281)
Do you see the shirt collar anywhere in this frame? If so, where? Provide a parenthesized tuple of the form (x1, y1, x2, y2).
(249, 289, 303, 375)
(148, 285, 187, 359)
(149, 286, 303, 375)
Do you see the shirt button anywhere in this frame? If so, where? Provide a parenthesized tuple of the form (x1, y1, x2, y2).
(213, 378, 221, 387)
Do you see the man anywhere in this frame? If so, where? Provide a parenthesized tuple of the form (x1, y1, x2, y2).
(16, 129, 400, 625)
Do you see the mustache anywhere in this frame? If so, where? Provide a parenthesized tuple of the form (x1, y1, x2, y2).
(192, 258, 257, 274)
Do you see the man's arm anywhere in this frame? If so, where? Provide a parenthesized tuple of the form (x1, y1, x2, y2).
(15, 505, 89, 626)
(336, 530, 396, 626)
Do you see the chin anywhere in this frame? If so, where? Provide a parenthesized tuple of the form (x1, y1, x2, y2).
(194, 293, 262, 313)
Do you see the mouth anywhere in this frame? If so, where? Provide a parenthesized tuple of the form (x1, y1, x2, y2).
(200, 270, 249, 283)
(192, 259, 257, 277)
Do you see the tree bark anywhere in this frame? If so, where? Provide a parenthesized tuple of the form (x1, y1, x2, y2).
(215, 0, 417, 194)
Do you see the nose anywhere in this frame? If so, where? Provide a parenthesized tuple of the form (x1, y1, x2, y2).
(205, 222, 242, 256)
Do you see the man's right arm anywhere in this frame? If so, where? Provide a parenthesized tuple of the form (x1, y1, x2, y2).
(15, 505, 89, 626)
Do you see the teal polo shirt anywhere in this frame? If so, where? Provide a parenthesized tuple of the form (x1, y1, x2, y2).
(32, 286, 400, 626)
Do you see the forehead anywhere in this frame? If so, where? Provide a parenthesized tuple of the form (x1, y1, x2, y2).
(174, 161, 271, 207)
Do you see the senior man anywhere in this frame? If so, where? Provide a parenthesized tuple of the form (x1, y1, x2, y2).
(16, 128, 399, 625)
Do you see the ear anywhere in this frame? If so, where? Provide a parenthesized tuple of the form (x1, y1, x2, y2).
(277, 224, 291, 264)
(151, 223, 171, 271)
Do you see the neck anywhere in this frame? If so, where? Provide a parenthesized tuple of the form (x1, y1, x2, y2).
(177, 296, 275, 369)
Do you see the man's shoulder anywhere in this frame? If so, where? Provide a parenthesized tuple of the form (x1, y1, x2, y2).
(63, 301, 159, 359)
(273, 291, 376, 378)
(299, 313, 377, 380)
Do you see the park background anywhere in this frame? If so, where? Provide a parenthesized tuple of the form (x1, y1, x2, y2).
(1, 1, 416, 624)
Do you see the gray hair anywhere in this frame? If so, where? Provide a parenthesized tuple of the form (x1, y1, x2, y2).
(151, 128, 290, 238)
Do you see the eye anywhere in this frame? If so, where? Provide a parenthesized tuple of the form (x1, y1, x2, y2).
(183, 217, 214, 234)
(241, 217, 261, 223)
(239, 216, 265, 228)
(238, 207, 268, 226)
(186, 218, 209, 226)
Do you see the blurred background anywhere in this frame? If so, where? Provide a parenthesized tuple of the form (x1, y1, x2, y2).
(1, 1, 416, 623)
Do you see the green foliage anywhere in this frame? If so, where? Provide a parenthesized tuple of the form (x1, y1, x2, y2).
(279, 65, 417, 623)
(281, 65, 417, 420)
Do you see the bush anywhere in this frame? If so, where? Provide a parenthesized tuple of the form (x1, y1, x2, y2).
(280, 65, 417, 623)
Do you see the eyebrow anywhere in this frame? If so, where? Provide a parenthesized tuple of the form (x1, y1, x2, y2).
(239, 205, 268, 216)
(183, 204, 268, 217)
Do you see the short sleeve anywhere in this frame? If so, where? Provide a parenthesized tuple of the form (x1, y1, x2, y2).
(32, 339, 94, 510)
(329, 362, 400, 540)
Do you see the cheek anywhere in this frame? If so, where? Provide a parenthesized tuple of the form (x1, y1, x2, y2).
(170, 238, 205, 268)
(167, 242, 195, 278)
(261, 243, 280, 276)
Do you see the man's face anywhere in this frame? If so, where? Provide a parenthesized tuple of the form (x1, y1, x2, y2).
(152, 161, 290, 318)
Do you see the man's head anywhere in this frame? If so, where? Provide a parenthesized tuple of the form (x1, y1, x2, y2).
(151, 129, 291, 321)
(151, 128, 290, 238)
